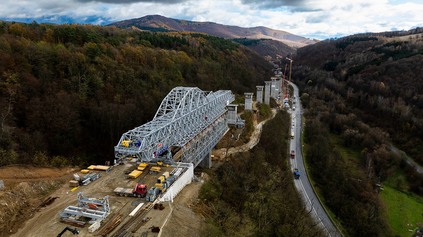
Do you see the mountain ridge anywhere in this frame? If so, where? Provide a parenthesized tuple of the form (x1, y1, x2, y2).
(109, 14, 317, 48)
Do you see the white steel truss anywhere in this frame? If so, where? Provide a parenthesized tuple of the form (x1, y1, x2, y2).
(114, 87, 234, 166)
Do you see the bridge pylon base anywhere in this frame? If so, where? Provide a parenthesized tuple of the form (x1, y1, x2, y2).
(199, 152, 212, 169)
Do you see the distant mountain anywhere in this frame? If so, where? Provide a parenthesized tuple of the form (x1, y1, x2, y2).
(0, 15, 111, 25)
(109, 15, 316, 48)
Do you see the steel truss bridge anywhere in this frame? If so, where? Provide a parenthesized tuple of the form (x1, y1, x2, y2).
(114, 87, 234, 167)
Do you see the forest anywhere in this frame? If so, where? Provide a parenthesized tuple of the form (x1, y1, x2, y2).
(199, 111, 326, 237)
(294, 30, 423, 236)
(0, 21, 273, 166)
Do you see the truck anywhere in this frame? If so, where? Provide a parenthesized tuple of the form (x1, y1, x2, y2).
(146, 187, 161, 202)
(165, 176, 176, 188)
(114, 183, 148, 197)
(155, 182, 167, 192)
(155, 171, 173, 192)
(293, 168, 300, 179)
(157, 172, 170, 184)
(290, 150, 295, 159)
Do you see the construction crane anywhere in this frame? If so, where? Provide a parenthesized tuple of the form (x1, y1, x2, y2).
(286, 57, 293, 98)
(57, 226, 79, 237)
(283, 63, 289, 100)
(286, 57, 293, 82)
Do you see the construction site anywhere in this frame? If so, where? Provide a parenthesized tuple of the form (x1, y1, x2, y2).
(3, 161, 202, 237)
(0, 69, 291, 237)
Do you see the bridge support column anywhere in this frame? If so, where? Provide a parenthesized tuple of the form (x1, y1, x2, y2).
(264, 81, 271, 105)
(199, 152, 212, 168)
(244, 92, 253, 111)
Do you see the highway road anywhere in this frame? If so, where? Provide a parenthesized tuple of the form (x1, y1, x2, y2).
(288, 82, 342, 237)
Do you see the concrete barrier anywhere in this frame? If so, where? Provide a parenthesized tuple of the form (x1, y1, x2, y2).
(159, 163, 194, 202)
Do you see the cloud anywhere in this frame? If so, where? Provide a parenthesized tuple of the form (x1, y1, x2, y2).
(241, 0, 307, 8)
(0, 0, 423, 40)
(305, 13, 327, 24)
(76, 0, 186, 3)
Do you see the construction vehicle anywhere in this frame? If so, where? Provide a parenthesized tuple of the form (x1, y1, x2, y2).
(154, 171, 176, 193)
(57, 226, 79, 236)
(165, 176, 176, 188)
(157, 176, 165, 184)
(293, 168, 300, 179)
(155, 172, 169, 191)
(146, 187, 161, 202)
(157, 172, 169, 183)
(114, 183, 147, 198)
(290, 150, 295, 159)
(155, 182, 167, 192)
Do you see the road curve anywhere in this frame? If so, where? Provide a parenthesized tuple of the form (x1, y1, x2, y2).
(288, 82, 343, 237)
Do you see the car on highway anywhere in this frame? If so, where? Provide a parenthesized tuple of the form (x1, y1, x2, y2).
(293, 168, 300, 179)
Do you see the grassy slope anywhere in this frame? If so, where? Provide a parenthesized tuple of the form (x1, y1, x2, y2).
(380, 184, 423, 237)
(328, 134, 423, 237)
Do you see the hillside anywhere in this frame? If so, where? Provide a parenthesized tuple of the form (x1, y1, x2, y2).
(108, 15, 316, 48)
(296, 28, 423, 167)
(0, 21, 273, 167)
(293, 28, 423, 236)
(233, 38, 295, 59)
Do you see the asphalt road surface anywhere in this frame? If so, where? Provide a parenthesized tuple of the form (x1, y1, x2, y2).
(288, 82, 342, 237)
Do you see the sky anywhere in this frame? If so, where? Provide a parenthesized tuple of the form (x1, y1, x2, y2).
(0, 0, 422, 39)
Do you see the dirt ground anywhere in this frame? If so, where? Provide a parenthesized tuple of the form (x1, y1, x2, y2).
(1, 163, 204, 237)
(160, 182, 204, 237)
(212, 109, 276, 161)
(0, 166, 77, 237)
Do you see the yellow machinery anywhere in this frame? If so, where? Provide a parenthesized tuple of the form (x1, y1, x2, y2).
(157, 176, 165, 184)
(128, 170, 142, 179)
(80, 169, 90, 174)
(122, 140, 130, 147)
(137, 163, 148, 171)
(150, 166, 161, 174)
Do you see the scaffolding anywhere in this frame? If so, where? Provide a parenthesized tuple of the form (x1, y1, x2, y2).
(60, 192, 110, 223)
